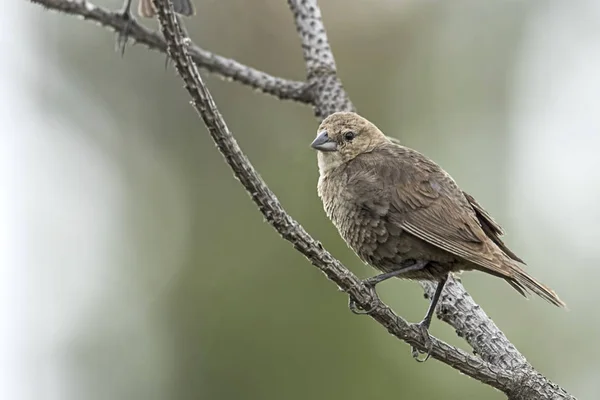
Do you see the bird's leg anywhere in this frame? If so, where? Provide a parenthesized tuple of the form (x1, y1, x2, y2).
(116, 0, 135, 56)
(349, 259, 429, 315)
(410, 273, 448, 363)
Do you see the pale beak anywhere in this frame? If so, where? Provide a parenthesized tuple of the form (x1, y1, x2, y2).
(310, 130, 338, 152)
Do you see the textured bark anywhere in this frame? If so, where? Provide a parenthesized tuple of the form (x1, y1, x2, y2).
(28, 0, 576, 398)
(286, 0, 354, 118)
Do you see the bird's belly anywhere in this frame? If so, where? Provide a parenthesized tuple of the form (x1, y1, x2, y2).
(323, 189, 459, 280)
(336, 216, 459, 280)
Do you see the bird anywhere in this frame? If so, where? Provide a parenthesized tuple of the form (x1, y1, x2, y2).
(134, 0, 194, 18)
(310, 111, 566, 361)
(116, 0, 195, 55)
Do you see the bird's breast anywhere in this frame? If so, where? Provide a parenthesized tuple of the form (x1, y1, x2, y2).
(317, 171, 456, 275)
(318, 173, 397, 263)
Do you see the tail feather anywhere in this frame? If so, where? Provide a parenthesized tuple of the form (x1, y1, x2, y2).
(138, 0, 156, 18)
(506, 267, 567, 308)
(138, 0, 195, 18)
(474, 241, 567, 309)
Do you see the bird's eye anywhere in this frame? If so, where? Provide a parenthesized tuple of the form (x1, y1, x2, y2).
(344, 131, 355, 142)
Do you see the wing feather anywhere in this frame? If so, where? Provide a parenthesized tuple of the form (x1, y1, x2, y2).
(463, 192, 525, 264)
(376, 145, 509, 274)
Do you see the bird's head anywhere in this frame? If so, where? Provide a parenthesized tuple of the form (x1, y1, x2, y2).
(311, 112, 388, 173)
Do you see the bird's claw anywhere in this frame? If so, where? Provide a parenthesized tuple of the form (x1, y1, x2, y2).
(348, 279, 381, 315)
(348, 297, 379, 315)
(410, 320, 433, 362)
(363, 275, 384, 287)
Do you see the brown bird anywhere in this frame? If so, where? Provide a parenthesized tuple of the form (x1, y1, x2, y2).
(311, 112, 566, 361)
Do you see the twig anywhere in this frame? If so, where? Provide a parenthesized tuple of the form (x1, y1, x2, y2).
(29, 0, 312, 103)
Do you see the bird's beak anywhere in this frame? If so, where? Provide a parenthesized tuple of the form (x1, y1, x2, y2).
(310, 130, 338, 152)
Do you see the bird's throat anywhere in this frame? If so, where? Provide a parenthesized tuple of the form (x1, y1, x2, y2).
(317, 152, 344, 176)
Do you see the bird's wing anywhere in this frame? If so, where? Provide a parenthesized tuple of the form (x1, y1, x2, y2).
(378, 146, 506, 273)
(463, 191, 525, 264)
(462, 192, 504, 236)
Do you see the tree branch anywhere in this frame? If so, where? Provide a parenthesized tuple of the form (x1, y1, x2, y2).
(286, 0, 353, 118)
(28, 0, 576, 398)
(149, 0, 516, 391)
(29, 0, 312, 103)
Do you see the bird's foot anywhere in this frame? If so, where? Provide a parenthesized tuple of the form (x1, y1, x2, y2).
(115, 3, 135, 56)
(348, 278, 382, 315)
(410, 320, 433, 363)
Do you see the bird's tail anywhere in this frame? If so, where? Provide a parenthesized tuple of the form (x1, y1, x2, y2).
(504, 264, 566, 308)
(138, 0, 195, 18)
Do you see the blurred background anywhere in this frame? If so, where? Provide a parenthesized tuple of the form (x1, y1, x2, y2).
(3, 0, 599, 399)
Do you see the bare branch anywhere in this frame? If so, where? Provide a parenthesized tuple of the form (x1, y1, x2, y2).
(286, 0, 353, 118)
(29, 0, 312, 103)
(149, 0, 518, 390)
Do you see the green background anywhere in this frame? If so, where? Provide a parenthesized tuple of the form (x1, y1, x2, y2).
(7, 0, 598, 399)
